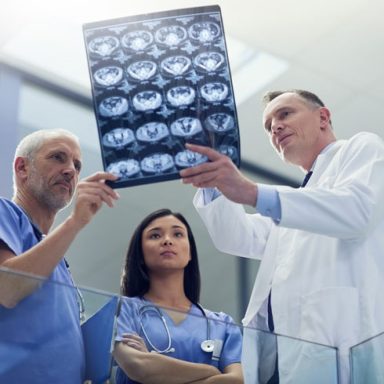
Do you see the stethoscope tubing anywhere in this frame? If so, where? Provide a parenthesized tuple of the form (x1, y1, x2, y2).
(138, 302, 211, 354)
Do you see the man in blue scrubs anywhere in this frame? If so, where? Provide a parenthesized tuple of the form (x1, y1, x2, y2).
(0, 129, 119, 383)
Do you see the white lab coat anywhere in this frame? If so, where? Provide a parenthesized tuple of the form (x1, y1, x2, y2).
(194, 132, 384, 384)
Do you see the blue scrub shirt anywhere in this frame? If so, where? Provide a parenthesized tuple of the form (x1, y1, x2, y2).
(0, 198, 85, 384)
(115, 296, 243, 384)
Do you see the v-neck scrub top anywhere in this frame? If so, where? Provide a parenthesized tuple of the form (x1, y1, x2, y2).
(115, 296, 242, 384)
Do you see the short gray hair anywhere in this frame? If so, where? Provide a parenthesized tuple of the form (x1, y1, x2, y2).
(14, 129, 80, 161)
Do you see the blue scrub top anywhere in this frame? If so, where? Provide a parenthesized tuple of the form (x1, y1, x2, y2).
(115, 296, 242, 384)
(0, 198, 85, 384)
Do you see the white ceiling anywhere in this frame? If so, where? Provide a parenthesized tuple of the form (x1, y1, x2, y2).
(1, 0, 384, 320)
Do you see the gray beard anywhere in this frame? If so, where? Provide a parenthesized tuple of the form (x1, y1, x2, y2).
(27, 169, 71, 212)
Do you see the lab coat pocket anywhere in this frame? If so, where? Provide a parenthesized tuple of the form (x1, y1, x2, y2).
(300, 286, 360, 349)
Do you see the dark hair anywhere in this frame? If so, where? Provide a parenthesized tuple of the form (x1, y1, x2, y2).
(262, 89, 333, 128)
(262, 89, 325, 108)
(120, 208, 201, 304)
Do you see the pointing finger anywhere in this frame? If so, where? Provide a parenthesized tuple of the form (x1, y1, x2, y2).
(185, 143, 222, 161)
(83, 172, 119, 183)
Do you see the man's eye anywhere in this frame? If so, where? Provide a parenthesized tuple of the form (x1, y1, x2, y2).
(74, 162, 82, 172)
(53, 154, 64, 161)
(281, 111, 291, 118)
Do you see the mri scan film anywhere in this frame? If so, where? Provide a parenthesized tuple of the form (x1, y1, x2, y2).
(83, 5, 240, 188)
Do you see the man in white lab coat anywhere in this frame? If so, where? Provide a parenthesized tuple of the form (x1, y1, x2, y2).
(180, 90, 384, 383)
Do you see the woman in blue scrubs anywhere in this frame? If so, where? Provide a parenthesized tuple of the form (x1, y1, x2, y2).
(113, 208, 243, 383)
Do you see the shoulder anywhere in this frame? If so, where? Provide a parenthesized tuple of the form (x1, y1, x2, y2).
(0, 198, 32, 255)
(0, 198, 20, 216)
(344, 132, 384, 149)
(120, 295, 141, 306)
(200, 306, 237, 324)
(119, 296, 143, 313)
(0, 198, 27, 230)
(335, 132, 384, 162)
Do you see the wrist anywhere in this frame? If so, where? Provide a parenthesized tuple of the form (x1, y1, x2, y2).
(64, 214, 87, 233)
(244, 180, 258, 207)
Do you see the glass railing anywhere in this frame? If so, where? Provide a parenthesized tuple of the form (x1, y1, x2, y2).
(0, 267, 117, 383)
(241, 326, 338, 384)
(350, 331, 384, 384)
(8, 267, 384, 383)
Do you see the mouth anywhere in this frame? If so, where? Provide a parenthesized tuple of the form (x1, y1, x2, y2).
(277, 133, 293, 148)
(160, 251, 176, 257)
(55, 180, 72, 194)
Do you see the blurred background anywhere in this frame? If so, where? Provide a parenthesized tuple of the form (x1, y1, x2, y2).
(1, 0, 383, 323)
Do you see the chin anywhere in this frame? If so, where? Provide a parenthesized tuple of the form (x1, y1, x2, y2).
(46, 195, 72, 211)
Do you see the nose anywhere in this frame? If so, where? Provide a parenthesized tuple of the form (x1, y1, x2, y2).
(163, 236, 173, 245)
(271, 121, 284, 135)
(62, 162, 76, 179)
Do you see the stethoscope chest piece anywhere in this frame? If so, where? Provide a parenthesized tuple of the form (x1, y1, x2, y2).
(201, 339, 215, 353)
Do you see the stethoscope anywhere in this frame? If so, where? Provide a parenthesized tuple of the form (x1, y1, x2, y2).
(138, 302, 223, 361)
(29, 214, 86, 322)
(64, 258, 86, 322)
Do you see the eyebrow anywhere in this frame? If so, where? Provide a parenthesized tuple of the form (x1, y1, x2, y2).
(147, 225, 185, 232)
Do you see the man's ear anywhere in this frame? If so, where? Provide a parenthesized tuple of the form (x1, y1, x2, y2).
(14, 157, 29, 182)
(319, 107, 331, 130)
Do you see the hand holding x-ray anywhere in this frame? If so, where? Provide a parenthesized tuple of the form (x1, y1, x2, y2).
(180, 143, 257, 206)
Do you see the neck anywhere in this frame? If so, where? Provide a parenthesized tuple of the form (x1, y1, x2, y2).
(13, 190, 56, 234)
(300, 137, 337, 172)
(145, 272, 190, 310)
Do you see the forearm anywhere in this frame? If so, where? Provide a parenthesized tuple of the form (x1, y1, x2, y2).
(194, 191, 270, 259)
(114, 343, 220, 384)
(5, 170, 120, 276)
(1, 216, 81, 276)
(188, 373, 243, 384)
(187, 364, 243, 384)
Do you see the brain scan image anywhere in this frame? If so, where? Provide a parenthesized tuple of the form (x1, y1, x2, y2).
(94, 66, 123, 87)
(155, 25, 187, 47)
(102, 128, 135, 148)
(127, 60, 157, 81)
(99, 96, 129, 117)
(170, 117, 202, 137)
(136, 122, 169, 142)
(122, 30, 153, 51)
(107, 159, 141, 178)
(166, 86, 195, 107)
(188, 22, 220, 43)
(175, 150, 208, 167)
(141, 153, 174, 173)
(132, 90, 162, 111)
(88, 36, 120, 57)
